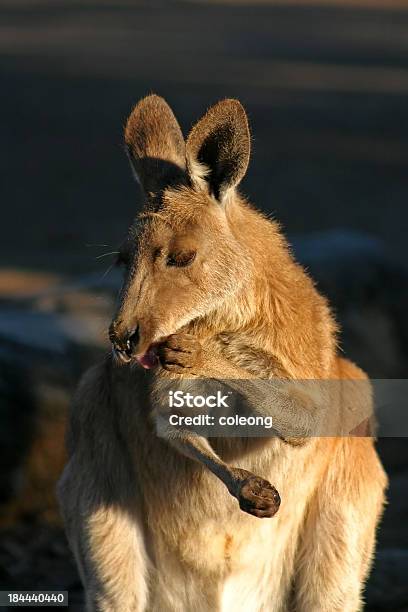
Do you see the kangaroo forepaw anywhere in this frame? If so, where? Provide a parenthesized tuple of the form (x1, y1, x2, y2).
(236, 474, 281, 518)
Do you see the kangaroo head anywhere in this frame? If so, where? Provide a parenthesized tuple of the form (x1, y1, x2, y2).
(110, 95, 252, 367)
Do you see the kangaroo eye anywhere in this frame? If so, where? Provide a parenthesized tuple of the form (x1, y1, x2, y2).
(153, 247, 162, 261)
(166, 250, 196, 268)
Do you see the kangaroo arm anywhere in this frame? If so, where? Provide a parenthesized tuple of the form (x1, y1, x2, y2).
(198, 355, 324, 438)
(222, 377, 322, 438)
(156, 413, 241, 494)
(155, 411, 280, 518)
(157, 334, 325, 441)
(200, 353, 372, 439)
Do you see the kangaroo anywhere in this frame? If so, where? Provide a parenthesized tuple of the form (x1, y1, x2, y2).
(57, 95, 387, 612)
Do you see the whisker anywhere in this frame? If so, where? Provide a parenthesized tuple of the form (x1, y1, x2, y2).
(101, 263, 114, 281)
(95, 251, 120, 260)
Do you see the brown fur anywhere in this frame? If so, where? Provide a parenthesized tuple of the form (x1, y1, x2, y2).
(58, 95, 386, 611)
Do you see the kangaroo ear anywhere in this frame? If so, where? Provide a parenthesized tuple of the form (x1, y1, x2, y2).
(185, 99, 250, 203)
(124, 95, 186, 198)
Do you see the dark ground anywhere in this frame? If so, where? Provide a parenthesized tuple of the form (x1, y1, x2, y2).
(1, 1, 408, 610)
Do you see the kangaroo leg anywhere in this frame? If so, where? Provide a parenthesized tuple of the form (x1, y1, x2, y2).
(293, 438, 386, 612)
(57, 365, 150, 612)
(58, 455, 150, 612)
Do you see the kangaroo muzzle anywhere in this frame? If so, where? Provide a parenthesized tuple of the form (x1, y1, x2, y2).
(109, 321, 159, 368)
(109, 322, 140, 363)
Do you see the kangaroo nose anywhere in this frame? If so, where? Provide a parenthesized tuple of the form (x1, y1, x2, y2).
(110, 324, 139, 363)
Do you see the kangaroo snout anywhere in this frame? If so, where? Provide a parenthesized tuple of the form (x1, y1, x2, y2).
(109, 321, 160, 369)
(109, 321, 140, 364)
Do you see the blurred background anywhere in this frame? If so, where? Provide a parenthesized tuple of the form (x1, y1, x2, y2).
(1, 1, 408, 609)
